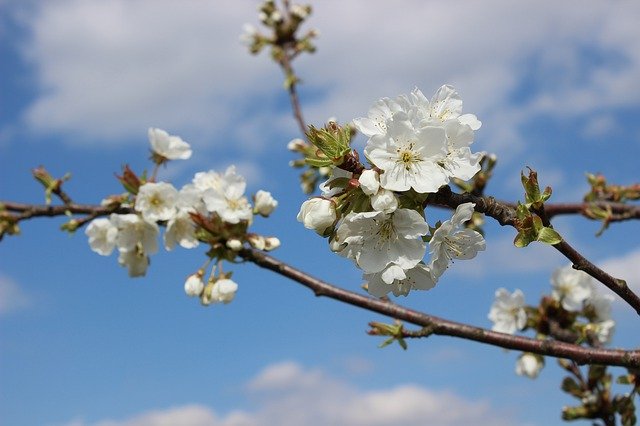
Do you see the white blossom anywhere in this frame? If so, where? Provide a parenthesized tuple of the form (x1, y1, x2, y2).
(364, 263, 436, 298)
(110, 214, 159, 255)
(365, 115, 449, 193)
(202, 166, 253, 224)
(551, 264, 593, 312)
(516, 353, 544, 379)
(428, 203, 485, 278)
(352, 97, 401, 138)
(440, 121, 482, 181)
(177, 183, 206, 214)
(426, 85, 481, 130)
(211, 278, 238, 304)
(184, 273, 204, 297)
(594, 319, 615, 345)
(148, 128, 192, 160)
(117, 248, 149, 277)
(192, 170, 221, 192)
(164, 209, 199, 251)
(135, 182, 178, 222)
(398, 85, 481, 131)
(585, 290, 614, 322)
(297, 198, 337, 235)
(334, 209, 429, 274)
(254, 190, 278, 217)
(385, 86, 482, 182)
(85, 218, 118, 256)
(488, 288, 527, 334)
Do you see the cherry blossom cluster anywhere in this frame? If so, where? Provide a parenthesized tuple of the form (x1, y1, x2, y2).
(297, 85, 486, 297)
(84, 128, 279, 305)
(488, 264, 615, 378)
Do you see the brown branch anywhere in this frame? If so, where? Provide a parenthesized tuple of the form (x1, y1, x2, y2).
(428, 186, 640, 316)
(2, 201, 131, 222)
(239, 247, 640, 368)
(4, 195, 640, 365)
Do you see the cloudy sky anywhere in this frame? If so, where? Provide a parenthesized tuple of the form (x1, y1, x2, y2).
(2, 1, 640, 425)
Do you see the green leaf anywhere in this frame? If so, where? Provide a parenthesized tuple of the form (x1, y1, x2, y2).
(514, 232, 531, 248)
(537, 227, 562, 245)
(379, 337, 394, 348)
(305, 157, 333, 168)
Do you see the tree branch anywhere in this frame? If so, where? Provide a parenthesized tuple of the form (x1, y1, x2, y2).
(239, 247, 640, 368)
(544, 201, 640, 221)
(4, 195, 640, 365)
(2, 201, 131, 220)
(428, 186, 640, 316)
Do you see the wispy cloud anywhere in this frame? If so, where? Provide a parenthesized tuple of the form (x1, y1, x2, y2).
(10, 0, 640, 160)
(598, 248, 640, 299)
(0, 273, 31, 315)
(59, 361, 518, 426)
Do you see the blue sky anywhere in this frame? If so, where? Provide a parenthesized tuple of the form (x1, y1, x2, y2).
(2, 1, 640, 425)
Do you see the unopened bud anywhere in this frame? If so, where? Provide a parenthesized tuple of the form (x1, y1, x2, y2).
(287, 138, 307, 152)
(264, 236, 281, 251)
(253, 190, 278, 217)
(226, 239, 243, 251)
(211, 278, 238, 304)
(185, 271, 205, 297)
(247, 234, 266, 250)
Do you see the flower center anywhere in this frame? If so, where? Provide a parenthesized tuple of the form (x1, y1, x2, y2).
(150, 194, 163, 207)
(396, 141, 421, 171)
(444, 236, 465, 259)
(375, 218, 397, 243)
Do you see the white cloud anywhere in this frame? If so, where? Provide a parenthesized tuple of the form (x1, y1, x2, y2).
(0, 274, 31, 314)
(60, 361, 517, 426)
(582, 115, 617, 139)
(19, 0, 277, 144)
(11, 0, 640, 159)
(598, 248, 640, 297)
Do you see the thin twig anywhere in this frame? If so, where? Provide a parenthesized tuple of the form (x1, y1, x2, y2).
(279, 51, 307, 136)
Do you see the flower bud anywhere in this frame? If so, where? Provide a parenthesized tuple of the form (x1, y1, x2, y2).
(226, 239, 243, 251)
(264, 236, 281, 251)
(253, 190, 278, 217)
(515, 353, 543, 379)
(212, 278, 238, 304)
(297, 198, 336, 235)
(371, 189, 398, 213)
(358, 169, 380, 196)
(247, 234, 266, 250)
(287, 138, 307, 152)
(184, 272, 205, 297)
